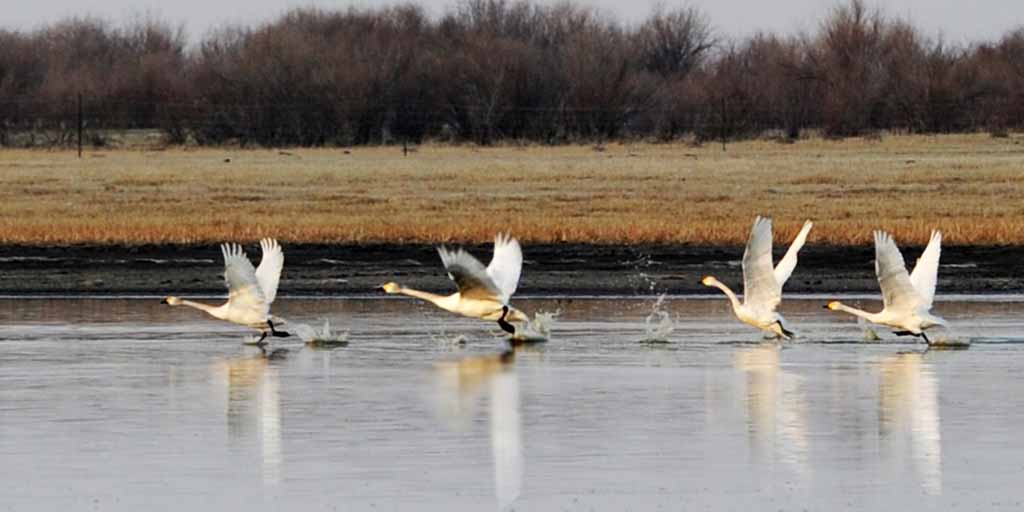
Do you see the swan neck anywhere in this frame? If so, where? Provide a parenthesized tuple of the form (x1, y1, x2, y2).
(397, 287, 453, 310)
(835, 303, 878, 322)
(711, 281, 743, 313)
(181, 299, 225, 318)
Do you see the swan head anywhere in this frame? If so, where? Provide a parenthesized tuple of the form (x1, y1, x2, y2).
(161, 296, 182, 306)
(825, 301, 842, 311)
(379, 282, 402, 294)
(701, 276, 718, 287)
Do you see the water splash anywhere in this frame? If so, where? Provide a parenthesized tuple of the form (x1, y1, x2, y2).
(640, 294, 674, 344)
(242, 318, 348, 346)
(623, 250, 659, 295)
(431, 331, 470, 348)
(925, 325, 971, 348)
(293, 319, 349, 345)
(510, 310, 559, 343)
(637, 272, 657, 294)
(858, 317, 882, 342)
(242, 334, 266, 345)
(624, 251, 674, 343)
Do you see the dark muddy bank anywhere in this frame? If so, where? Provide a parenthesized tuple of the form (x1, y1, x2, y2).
(0, 243, 1020, 296)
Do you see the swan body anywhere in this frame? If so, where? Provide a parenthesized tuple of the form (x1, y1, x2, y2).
(162, 239, 289, 343)
(381, 233, 529, 333)
(826, 230, 946, 342)
(702, 217, 813, 339)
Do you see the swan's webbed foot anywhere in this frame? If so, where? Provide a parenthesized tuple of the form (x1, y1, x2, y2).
(244, 331, 269, 346)
(775, 321, 794, 340)
(267, 319, 291, 338)
(497, 306, 516, 335)
(893, 330, 915, 337)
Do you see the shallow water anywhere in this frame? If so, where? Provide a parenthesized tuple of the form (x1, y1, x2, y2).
(2, 296, 1024, 510)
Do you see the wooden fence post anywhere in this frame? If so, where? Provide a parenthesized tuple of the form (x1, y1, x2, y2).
(77, 93, 83, 158)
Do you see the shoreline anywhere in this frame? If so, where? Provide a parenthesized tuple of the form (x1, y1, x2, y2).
(1, 243, 1021, 296)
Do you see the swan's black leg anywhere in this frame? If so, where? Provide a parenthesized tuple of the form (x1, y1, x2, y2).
(497, 306, 515, 335)
(776, 321, 794, 338)
(267, 319, 291, 338)
(921, 331, 931, 344)
(255, 330, 268, 345)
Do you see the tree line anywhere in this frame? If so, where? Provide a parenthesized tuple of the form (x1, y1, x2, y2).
(1, 0, 1022, 147)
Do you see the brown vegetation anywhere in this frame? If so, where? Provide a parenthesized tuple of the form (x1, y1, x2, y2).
(1, 0, 1023, 147)
(0, 134, 1022, 246)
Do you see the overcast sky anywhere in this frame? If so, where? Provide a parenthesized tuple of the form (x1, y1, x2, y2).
(3, 0, 1021, 44)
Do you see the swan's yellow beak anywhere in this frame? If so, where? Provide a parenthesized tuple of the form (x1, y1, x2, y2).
(825, 301, 841, 310)
(379, 282, 400, 294)
(161, 296, 181, 306)
(701, 276, 714, 286)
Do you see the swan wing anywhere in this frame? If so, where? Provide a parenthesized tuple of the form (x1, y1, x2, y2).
(254, 238, 284, 304)
(742, 216, 782, 310)
(221, 243, 268, 312)
(874, 231, 922, 312)
(908, 230, 941, 309)
(773, 220, 813, 288)
(486, 233, 523, 301)
(438, 246, 503, 301)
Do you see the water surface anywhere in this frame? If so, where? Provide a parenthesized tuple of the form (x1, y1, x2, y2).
(2, 297, 1024, 510)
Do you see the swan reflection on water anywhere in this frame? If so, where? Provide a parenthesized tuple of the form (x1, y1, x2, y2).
(879, 352, 942, 495)
(432, 350, 523, 510)
(734, 344, 809, 480)
(214, 352, 283, 486)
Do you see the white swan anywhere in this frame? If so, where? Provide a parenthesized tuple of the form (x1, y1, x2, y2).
(702, 217, 813, 339)
(826, 230, 946, 343)
(162, 238, 288, 344)
(381, 233, 528, 333)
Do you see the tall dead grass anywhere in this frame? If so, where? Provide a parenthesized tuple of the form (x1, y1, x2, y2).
(1, 134, 1022, 246)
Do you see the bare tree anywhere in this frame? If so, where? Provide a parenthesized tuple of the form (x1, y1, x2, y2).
(636, 5, 715, 78)
(2, 0, 1024, 147)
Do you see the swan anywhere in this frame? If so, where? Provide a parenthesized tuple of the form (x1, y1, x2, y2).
(825, 230, 946, 343)
(162, 238, 289, 344)
(702, 216, 813, 340)
(381, 233, 528, 333)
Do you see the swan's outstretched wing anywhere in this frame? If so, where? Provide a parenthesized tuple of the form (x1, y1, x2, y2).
(773, 220, 813, 288)
(909, 230, 941, 309)
(874, 231, 922, 313)
(486, 233, 523, 302)
(254, 238, 284, 304)
(742, 216, 782, 310)
(438, 246, 504, 301)
(221, 243, 268, 311)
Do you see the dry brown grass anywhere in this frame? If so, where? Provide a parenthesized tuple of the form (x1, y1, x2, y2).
(1, 134, 1023, 246)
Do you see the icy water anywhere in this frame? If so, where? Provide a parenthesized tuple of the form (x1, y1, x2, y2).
(2, 296, 1024, 511)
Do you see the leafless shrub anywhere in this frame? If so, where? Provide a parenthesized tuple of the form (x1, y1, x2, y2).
(635, 5, 714, 78)
(1, 0, 1023, 147)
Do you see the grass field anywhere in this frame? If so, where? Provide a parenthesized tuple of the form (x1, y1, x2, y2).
(1, 134, 1022, 246)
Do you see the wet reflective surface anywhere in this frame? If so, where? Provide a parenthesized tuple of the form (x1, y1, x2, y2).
(2, 296, 1024, 510)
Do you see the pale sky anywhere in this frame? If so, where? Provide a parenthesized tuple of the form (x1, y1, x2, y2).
(2, 0, 1021, 45)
